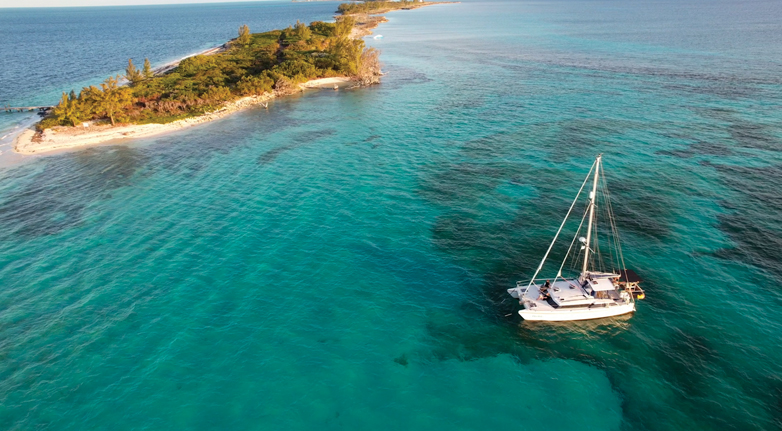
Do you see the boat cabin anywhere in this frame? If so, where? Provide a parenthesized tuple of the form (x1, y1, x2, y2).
(507, 155, 642, 320)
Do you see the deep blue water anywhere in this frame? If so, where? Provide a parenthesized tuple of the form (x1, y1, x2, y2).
(0, 1, 341, 107)
(1, 0, 782, 430)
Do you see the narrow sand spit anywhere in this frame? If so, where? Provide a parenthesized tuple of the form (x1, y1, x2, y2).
(346, 2, 457, 38)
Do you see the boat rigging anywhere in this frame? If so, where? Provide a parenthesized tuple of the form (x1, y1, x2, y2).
(507, 154, 645, 321)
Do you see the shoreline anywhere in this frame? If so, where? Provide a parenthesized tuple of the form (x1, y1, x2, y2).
(153, 45, 228, 77)
(13, 77, 352, 155)
(347, 2, 457, 38)
(12, 2, 456, 156)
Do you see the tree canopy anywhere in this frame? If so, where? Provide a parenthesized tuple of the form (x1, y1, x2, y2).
(125, 59, 143, 85)
(142, 58, 154, 79)
(337, 1, 420, 14)
(236, 24, 251, 46)
(40, 15, 381, 130)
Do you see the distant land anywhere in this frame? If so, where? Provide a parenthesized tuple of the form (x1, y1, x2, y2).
(14, 1, 454, 155)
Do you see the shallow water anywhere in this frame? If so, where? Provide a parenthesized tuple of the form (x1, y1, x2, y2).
(1, 0, 782, 429)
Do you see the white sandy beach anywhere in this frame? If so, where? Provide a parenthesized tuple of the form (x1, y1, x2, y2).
(13, 77, 353, 155)
(10, 2, 458, 157)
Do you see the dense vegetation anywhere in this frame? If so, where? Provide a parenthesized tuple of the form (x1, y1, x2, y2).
(41, 17, 379, 129)
(337, 1, 421, 14)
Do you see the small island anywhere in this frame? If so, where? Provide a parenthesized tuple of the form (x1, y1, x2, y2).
(13, 1, 451, 155)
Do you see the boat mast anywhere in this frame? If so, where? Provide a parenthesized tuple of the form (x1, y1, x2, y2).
(581, 154, 601, 279)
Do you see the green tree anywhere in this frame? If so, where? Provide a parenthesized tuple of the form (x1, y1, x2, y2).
(53, 92, 81, 127)
(202, 86, 232, 107)
(142, 58, 154, 79)
(329, 38, 364, 75)
(335, 16, 355, 39)
(35, 16, 375, 128)
(125, 59, 143, 85)
(68, 89, 78, 101)
(309, 21, 336, 38)
(237, 24, 251, 46)
(236, 75, 274, 96)
(276, 58, 318, 81)
(294, 20, 312, 40)
(96, 76, 134, 126)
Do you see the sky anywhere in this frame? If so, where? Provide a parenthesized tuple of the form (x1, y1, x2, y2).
(0, 0, 286, 8)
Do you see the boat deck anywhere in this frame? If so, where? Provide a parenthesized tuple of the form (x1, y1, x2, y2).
(530, 280, 590, 305)
(521, 279, 631, 312)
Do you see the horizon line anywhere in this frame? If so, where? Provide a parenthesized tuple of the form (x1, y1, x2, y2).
(1, 0, 341, 9)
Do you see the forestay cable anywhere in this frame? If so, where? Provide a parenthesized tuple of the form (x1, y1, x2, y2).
(522, 159, 597, 299)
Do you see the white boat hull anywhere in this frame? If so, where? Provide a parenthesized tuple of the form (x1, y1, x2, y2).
(519, 302, 635, 321)
(508, 155, 643, 323)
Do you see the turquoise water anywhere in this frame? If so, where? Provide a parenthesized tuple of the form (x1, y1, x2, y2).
(2, 0, 782, 429)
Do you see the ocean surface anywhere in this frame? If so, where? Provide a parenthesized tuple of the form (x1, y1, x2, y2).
(1, 0, 782, 429)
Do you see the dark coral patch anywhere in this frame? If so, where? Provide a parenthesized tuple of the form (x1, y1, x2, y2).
(710, 163, 782, 282)
(0, 146, 146, 237)
(257, 128, 336, 165)
(393, 354, 409, 367)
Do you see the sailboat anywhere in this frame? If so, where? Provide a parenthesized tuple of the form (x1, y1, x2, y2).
(507, 155, 645, 321)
